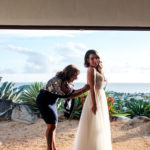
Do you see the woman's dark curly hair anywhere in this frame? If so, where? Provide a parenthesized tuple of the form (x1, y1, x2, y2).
(84, 49, 103, 75)
(56, 64, 80, 82)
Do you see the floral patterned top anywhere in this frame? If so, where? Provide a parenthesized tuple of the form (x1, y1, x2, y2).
(43, 76, 74, 96)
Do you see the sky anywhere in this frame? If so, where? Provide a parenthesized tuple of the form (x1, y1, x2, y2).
(0, 30, 150, 83)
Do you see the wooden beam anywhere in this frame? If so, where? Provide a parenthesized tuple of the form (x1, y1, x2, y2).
(0, 25, 150, 31)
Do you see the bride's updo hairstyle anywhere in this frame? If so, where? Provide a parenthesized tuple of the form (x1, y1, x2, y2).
(84, 49, 103, 75)
(56, 64, 80, 82)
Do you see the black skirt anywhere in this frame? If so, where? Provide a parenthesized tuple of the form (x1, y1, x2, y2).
(36, 89, 74, 124)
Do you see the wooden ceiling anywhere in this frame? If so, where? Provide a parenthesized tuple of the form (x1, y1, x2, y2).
(0, 0, 150, 30)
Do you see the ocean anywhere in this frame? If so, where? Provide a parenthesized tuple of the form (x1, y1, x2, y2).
(13, 82, 150, 93)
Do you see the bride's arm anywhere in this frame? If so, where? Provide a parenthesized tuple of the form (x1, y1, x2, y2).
(87, 67, 97, 114)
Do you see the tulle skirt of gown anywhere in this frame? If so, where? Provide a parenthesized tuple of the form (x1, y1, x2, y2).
(72, 88, 112, 150)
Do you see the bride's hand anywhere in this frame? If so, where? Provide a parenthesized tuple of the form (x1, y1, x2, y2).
(91, 104, 97, 115)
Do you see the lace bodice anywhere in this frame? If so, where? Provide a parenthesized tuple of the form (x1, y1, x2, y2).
(94, 69, 104, 90)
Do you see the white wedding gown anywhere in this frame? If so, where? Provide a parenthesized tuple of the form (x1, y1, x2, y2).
(72, 69, 112, 150)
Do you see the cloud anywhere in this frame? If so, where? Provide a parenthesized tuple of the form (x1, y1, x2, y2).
(7, 45, 55, 73)
(8, 45, 35, 55)
(0, 68, 16, 74)
(0, 73, 53, 83)
(103, 62, 132, 73)
(103, 61, 150, 74)
(54, 42, 88, 68)
(102, 47, 150, 74)
(4, 43, 150, 76)
(2, 41, 150, 83)
(1, 42, 89, 75)
(138, 66, 150, 71)
(0, 39, 7, 43)
(0, 30, 94, 38)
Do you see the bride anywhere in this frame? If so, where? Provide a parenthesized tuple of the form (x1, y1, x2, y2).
(72, 50, 112, 150)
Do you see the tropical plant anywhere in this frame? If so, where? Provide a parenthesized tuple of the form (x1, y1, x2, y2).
(57, 98, 65, 111)
(0, 78, 23, 102)
(124, 99, 150, 118)
(17, 82, 44, 115)
(113, 99, 126, 113)
(69, 97, 83, 119)
(105, 90, 118, 115)
(144, 104, 150, 117)
(107, 96, 118, 114)
(79, 91, 88, 105)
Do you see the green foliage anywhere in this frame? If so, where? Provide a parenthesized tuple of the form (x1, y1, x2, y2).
(105, 91, 118, 115)
(2, 76, 150, 120)
(57, 98, 65, 111)
(69, 91, 88, 119)
(0, 78, 23, 102)
(113, 99, 125, 113)
(17, 82, 44, 115)
(105, 91, 108, 97)
(69, 97, 83, 119)
(111, 113, 130, 117)
(124, 99, 150, 118)
(109, 102, 119, 114)
(144, 104, 150, 117)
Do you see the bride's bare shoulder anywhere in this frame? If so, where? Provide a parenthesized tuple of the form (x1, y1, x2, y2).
(87, 67, 96, 75)
(87, 67, 96, 72)
(87, 67, 96, 85)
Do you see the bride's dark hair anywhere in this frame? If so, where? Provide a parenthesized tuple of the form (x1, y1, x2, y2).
(56, 64, 80, 82)
(84, 49, 103, 75)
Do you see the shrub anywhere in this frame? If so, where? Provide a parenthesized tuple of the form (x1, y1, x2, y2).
(124, 99, 150, 118)
(107, 96, 118, 114)
(0, 78, 23, 102)
(69, 91, 88, 119)
(17, 82, 44, 115)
